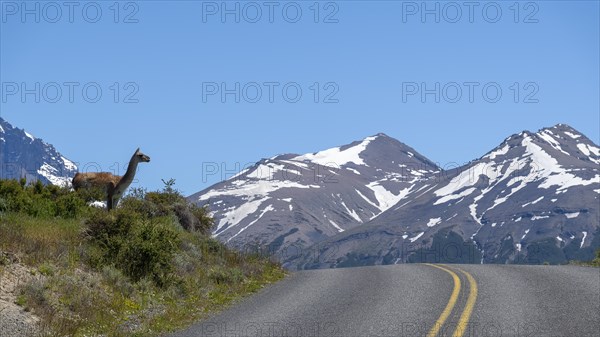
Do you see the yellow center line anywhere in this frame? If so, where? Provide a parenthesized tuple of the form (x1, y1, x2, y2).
(450, 266, 478, 337)
(424, 264, 461, 337)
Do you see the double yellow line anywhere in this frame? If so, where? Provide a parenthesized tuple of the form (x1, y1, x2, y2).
(425, 264, 478, 337)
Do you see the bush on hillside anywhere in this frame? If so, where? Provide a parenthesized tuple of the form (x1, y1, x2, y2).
(0, 177, 285, 336)
(1, 177, 216, 286)
(84, 207, 181, 287)
(119, 180, 214, 234)
(0, 179, 88, 218)
(84, 179, 214, 286)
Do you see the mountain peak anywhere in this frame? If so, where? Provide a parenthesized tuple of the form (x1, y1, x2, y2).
(482, 123, 600, 164)
(293, 135, 380, 167)
(549, 123, 575, 130)
(371, 132, 390, 139)
(289, 132, 438, 171)
(0, 117, 77, 185)
(537, 123, 592, 142)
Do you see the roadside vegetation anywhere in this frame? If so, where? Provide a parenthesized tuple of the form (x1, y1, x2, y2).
(593, 250, 600, 266)
(569, 248, 600, 267)
(0, 178, 285, 336)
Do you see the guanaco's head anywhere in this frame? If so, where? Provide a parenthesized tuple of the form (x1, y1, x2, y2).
(135, 148, 151, 163)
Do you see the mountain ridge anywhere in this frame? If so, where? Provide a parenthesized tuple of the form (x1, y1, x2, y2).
(292, 124, 600, 268)
(189, 123, 599, 268)
(189, 132, 439, 257)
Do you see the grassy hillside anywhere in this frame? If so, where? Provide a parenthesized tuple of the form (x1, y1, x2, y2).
(0, 179, 285, 336)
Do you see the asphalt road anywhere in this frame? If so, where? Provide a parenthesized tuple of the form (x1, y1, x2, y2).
(170, 264, 600, 337)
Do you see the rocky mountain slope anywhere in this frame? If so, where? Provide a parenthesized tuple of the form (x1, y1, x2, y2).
(189, 134, 439, 258)
(0, 117, 77, 186)
(293, 124, 600, 268)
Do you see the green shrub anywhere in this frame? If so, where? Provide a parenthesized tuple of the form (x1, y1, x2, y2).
(0, 179, 23, 196)
(82, 180, 213, 286)
(120, 181, 214, 234)
(117, 219, 180, 287)
(32, 180, 44, 194)
(172, 203, 213, 233)
(0, 179, 89, 218)
(118, 195, 159, 219)
(74, 186, 106, 203)
(208, 266, 244, 285)
(55, 192, 86, 218)
(101, 265, 134, 296)
(0, 197, 8, 212)
(202, 237, 226, 255)
(85, 208, 138, 245)
(85, 208, 181, 287)
(188, 204, 214, 234)
(38, 262, 55, 276)
(19, 278, 49, 310)
(15, 294, 27, 307)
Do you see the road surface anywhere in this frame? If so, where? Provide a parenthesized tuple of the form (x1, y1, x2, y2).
(170, 264, 600, 337)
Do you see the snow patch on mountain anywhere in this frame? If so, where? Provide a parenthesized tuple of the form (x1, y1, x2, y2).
(62, 157, 77, 171)
(469, 201, 482, 226)
(564, 131, 581, 139)
(581, 231, 588, 248)
(577, 143, 600, 164)
(246, 163, 284, 180)
(292, 136, 377, 167)
(522, 136, 599, 191)
(434, 187, 476, 205)
(340, 201, 362, 222)
(367, 182, 414, 213)
(485, 144, 510, 160)
(409, 232, 424, 243)
(24, 131, 35, 142)
(522, 196, 544, 207)
(214, 197, 269, 234)
(346, 167, 360, 175)
(354, 189, 379, 211)
(565, 212, 580, 219)
(199, 180, 319, 201)
(537, 130, 569, 155)
(426, 217, 441, 227)
(37, 163, 71, 187)
(227, 204, 274, 242)
(329, 220, 344, 232)
(434, 162, 487, 197)
(490, 178, 527, 210)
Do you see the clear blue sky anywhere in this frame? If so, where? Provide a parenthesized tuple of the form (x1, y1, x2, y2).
(1, 1, 598, 195)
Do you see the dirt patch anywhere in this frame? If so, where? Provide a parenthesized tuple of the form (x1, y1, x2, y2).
(0, 252, 41, 337)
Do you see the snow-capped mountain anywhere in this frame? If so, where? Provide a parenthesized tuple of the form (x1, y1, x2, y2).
(0, 117, 77, 186)
(189, 134, 439, 257)
(293, 124, 600, 268)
